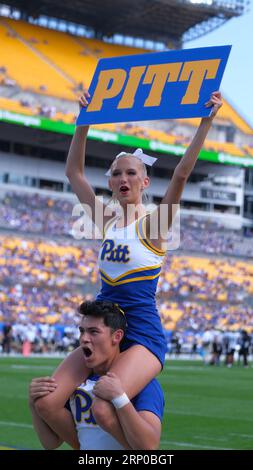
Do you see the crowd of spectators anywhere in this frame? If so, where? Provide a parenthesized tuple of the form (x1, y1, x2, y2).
(0, 190, 252, 356)
(0, 233, 252, 335)
(1, 191, 253, 257)
(0, 192, 74, 237)
(180, 215, 253, 257)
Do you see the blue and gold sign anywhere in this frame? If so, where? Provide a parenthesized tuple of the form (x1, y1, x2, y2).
(77, 45, 231, 125)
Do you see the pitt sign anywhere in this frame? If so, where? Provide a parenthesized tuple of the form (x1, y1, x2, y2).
(77, 45, 231, 125)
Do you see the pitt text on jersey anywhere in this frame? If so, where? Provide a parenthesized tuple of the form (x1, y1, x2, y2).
(101, 240, 130, 263)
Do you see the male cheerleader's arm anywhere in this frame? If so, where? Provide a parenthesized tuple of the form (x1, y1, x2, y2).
(29, 377, 64, 449)
(115, 403, 161, 450)
(93, 372, 161, 450)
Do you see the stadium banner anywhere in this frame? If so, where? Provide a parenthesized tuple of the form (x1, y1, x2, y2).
(1, 108, 253, 168)
(77, 45, 231, 125)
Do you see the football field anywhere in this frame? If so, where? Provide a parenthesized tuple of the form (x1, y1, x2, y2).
(0, 357, 252, 450)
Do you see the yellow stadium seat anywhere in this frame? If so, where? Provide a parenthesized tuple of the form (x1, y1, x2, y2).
(0, 19, 76, 99)
(0, 18, 252, 162)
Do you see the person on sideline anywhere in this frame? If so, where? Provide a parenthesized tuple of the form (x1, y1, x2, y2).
(29, 300, 164, 449)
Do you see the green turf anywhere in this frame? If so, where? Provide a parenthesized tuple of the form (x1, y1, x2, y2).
(0, 357, 252, 450)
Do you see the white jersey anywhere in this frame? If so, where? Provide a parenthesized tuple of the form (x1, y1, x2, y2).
(69, 376, 124, 450)
(98, 215, 166, 287)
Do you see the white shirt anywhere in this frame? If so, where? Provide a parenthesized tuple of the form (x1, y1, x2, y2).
(69, 377, 124, 450)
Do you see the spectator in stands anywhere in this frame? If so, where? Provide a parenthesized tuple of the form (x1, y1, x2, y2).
(20, 98, 32, 108)
(74, 81, 85, 93)
(33, 90, 223, 446)
(2, 76, 16, 87)
(38, 104, 56, 118)
(29, 300, 164, 450)
(39, 84, 48, 92)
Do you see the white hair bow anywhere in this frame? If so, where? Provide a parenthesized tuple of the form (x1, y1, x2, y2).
(105, 148, 157, 176)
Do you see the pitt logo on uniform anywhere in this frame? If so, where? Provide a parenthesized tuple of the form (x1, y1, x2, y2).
(77, 45, 231, 126)
(100, 239, 130, 263)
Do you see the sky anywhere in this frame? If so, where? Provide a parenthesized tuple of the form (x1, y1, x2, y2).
(185, 1, 253, 127)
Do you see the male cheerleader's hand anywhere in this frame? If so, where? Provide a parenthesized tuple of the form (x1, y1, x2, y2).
(29, 376, 57, 406)
(93, 372, 124, 401)
(204, 91, 223, 119)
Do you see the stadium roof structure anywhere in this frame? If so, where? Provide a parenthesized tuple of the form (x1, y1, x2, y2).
(2, 0, 249, 45)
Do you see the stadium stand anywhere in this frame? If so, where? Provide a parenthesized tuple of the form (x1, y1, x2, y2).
(0, 92, 249, 156)
(0, 18, 147, 97)
(203, 139, 245, 157)
(0, 18, 252, 159)
(0, 231, 252, 337)
(3, 18, 95, 92)
(178, 97, 253, 136)
(243, 145, 253, 157)
(0, 96, 37, 115)
(0, 20, 75, 99)
(0, 190, 252, 257)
